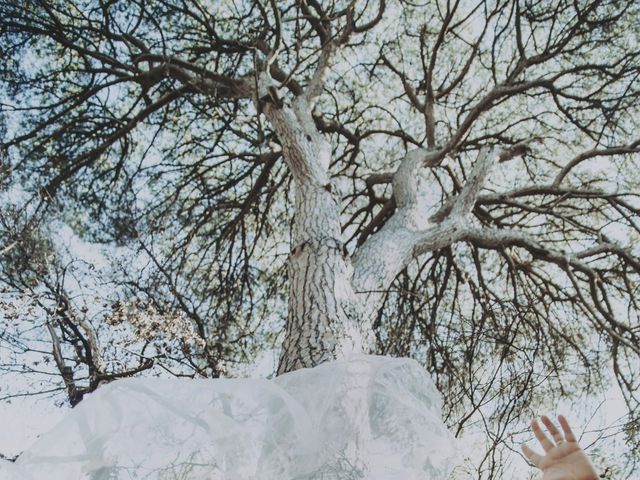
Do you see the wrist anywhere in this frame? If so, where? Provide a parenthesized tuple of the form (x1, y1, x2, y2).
(542, 473, 598, 480)
(543, 474, 599, 480)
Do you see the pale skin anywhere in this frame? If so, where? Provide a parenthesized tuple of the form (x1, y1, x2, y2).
(522, 415, 599, 480)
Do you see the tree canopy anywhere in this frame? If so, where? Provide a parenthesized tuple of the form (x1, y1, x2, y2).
(1, 0, 639, 477)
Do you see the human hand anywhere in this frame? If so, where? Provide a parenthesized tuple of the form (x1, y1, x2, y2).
(521, 415, 599, 480)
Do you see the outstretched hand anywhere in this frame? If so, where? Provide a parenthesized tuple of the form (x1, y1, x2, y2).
(522, 415, 598, 480)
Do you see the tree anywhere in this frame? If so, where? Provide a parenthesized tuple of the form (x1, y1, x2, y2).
(1, 0, 639, 477)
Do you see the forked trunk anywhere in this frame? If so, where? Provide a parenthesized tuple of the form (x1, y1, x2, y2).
(262, 85, 498, 375)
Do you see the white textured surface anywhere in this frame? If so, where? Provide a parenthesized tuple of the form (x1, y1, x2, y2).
(4, 355, 459, 479)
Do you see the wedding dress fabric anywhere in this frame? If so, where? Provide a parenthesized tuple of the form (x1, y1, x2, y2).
(2, 354, 459, 479)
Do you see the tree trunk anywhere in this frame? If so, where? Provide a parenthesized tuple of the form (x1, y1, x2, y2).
(279, 225, 367, 374)
(261, 96, 371, 375)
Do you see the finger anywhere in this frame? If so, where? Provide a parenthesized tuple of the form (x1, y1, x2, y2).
(558, 415, 577, 443)
(531, 418, 555, 451)
(541, 415, 564, 444)
(521, 444, 543, 467)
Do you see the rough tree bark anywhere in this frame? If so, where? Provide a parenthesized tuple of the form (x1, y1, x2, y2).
(259, 73, 370, 374)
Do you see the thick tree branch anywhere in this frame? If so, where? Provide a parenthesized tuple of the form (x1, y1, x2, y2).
(45, 321, 81, 406)
(352, 147, 500, 295)
(132, 54, 255, 98)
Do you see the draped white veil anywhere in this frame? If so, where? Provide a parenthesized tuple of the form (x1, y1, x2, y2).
(2, 354, 459, 479)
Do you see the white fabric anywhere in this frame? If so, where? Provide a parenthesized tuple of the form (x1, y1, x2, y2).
(3, 354, 459, 479)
